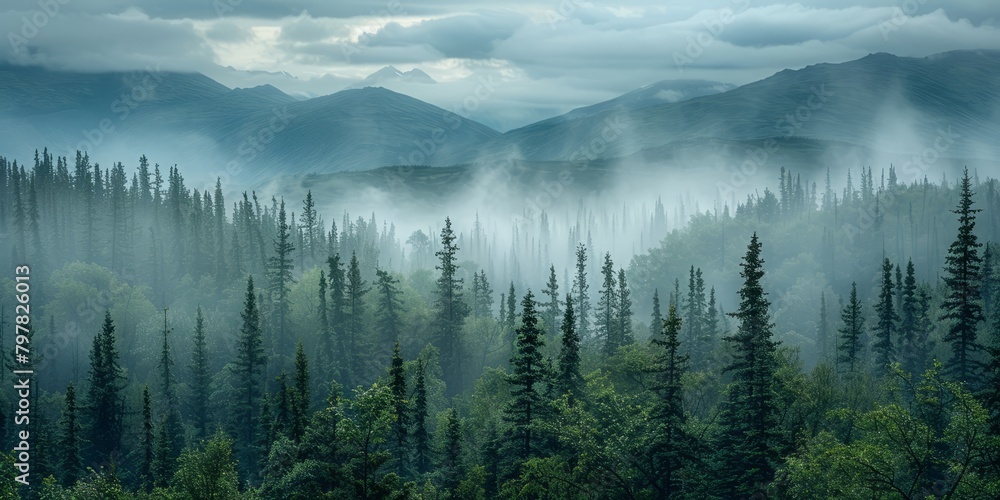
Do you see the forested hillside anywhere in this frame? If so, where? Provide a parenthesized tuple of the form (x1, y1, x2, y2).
(0, 150, 998, 498)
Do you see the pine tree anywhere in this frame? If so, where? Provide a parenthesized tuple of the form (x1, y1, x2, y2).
(214, 178, 228, 282)
(291, 340, 309, 443)
(153, 413, 173, 487)
(941, 168, 986, 386)
(716, 234, 780, 497)
(572, 244, 591, 340)
(542, 265, 561, 338)
(84, 311, 126, 465)
(389, 341, 409, 478)
(413, 358, 430, 475)
(231, 276, 266, 476)
(504, 290, 546, 468)
(556, 294, 583, 404)
(597, 252, 619, 356)
(648, 304, 689, 498)
(838, 282, 865, 374)
(189, 306, 210, 439)
(873, 258, 899, 372)
(433, 217, 469, 396)
(267, 199, 295, 357)
(58, 382, 83, 488)
(684, 266, 708, 368)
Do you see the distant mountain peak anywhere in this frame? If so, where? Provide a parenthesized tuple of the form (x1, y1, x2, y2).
(346, 66, 436, 90)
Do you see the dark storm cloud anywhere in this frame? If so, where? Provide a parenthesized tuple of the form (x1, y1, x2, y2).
(365, 11, 527, 59)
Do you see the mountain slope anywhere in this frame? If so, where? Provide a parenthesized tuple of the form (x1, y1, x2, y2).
(470, 50, 1000, 164)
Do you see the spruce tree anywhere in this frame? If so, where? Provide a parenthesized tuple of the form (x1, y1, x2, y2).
(267, 199, 295, 357)
(818, 292, 830, 363)
(572, 244, 591, 339)
(597, 252, 619, 356)
(158, 308, 184, 461)
(648, 304, 689, 498)
(153, 413, 173, 487)
(617, 267, 634, 347)
(433, 217, 469, 396)
(941, 168, 985, 386)
(58, 382, 83, 488)
(650, 289, 663, 339)
(345, 251, 370, 384)
(231, 276, 266, 476)
(85, 311, 126, 465)
(141, 386, 154, 491)
(328, 254, 348, 381)
(542, 265, 561, 338)
(292, 340, 310, 443)
(716, 234, 780, 497)
(504, 290, 546, 467)
(838, 282, 865, 374)
(556, 294, 583, 404)
(389, 341, 409, 478)
(301, 190, 317, 264)
(413, 359, 430, 475)
(873, 258, 899, 372)
(441, 408, 463, 492)
(189, 306, 210, 439)
(375, 268, 404, 348)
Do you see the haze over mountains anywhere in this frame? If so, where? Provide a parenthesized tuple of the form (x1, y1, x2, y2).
(1, 50, 998, 189)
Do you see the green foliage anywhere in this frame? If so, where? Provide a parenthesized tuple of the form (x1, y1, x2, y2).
(170, 431, 241, 500)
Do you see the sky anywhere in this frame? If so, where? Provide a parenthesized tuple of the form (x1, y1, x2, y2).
(3, 0, 1000, 130)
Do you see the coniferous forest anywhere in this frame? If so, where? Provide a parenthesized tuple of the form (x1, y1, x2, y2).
(1, 150, 1000, 499)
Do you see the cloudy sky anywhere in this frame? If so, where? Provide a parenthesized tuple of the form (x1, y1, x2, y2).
(3, 0, 999, 130)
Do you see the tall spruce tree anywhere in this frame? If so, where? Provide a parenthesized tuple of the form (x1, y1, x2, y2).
(572, 244, 591, 340)
(941, 168, 986, 386)
(716, 234, 780, 497)
(85, 311, 126, 465)
(375, 268, 404, 348)
(389, 341, 409, 478)
(556, 294, 583, 404)
(141, 385, 154, 491)
(441, 408, 463, 492)
(413, 358, 430, 475)
(873, 258, 899, 372)
(58, 382, 83, 488)
(838, 282, 865, 374)
(231, 276, 266, 476)
(433, 217, 469, 396)
(158, 308, 184, 461)
(542, 265, 561, 339)
(267, 199, 295, 358)
(291, 340, 310, 443)
(597, 252, 619, 357)
(189, 306, 210, 439)
(650, 289, 663, 339)
(345, 251, 369, 384)
(648, 304, 689, 499)
(504, 290, 547, 468)
(617, 267, 634, 348)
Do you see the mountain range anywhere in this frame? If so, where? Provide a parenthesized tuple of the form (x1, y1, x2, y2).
(1, 50, 998, 188)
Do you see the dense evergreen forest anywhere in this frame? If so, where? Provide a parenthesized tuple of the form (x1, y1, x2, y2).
(0, 150, 999, 498)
